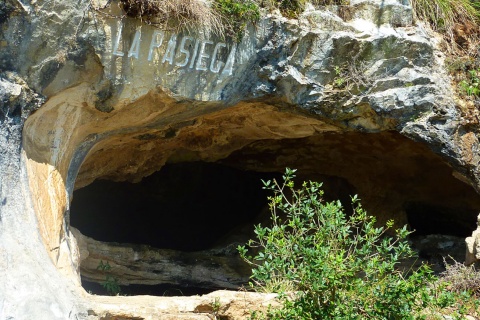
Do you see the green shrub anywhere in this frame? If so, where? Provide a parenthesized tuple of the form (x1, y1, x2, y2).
(238, 168, 434, 319)
(278, 0, 307, 18)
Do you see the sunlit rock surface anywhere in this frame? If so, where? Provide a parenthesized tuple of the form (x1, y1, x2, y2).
(1, 0, 480, 318)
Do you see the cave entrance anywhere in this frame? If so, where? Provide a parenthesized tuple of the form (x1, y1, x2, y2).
(71, 162, 276, 252)
(70, 162, 283, 296)
(70, 161, 357, 296)
(70, 130, 480, 296)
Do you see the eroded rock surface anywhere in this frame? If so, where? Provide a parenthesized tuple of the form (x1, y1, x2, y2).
(1, 0, 480, 318)
(73, 227, 250, 291)
(466, 214, 480, 266)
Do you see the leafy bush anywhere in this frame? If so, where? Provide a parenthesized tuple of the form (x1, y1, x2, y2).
(238, 168, 434, 319)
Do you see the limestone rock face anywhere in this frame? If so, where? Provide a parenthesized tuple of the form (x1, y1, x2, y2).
(1, 0, 480, 318)
(466, 214, 480, 265)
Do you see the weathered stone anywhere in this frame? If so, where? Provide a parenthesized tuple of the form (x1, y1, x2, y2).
(73, 228, 250, 290)
(86, 290, 280, 320)
(465, 213, 480, 265)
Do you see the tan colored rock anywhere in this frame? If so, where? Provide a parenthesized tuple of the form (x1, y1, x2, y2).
(465, 214, 480, 265)
(86, 290, 280, 320)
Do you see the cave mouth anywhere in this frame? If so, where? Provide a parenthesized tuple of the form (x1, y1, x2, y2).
(406, 202, 479, 237)
(71, 161, 358, 296)
(70, 131, 480, 296)
(70, 162, 284, 296)
(71, 162, 278, 252)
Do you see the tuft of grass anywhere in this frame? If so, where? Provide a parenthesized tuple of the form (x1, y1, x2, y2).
(421, 259, 480, 319)
(120, 0, 226, 37)
(410, 0, 480, 52)
(439, 258, 480, 296)
(116, 0, 261, 40)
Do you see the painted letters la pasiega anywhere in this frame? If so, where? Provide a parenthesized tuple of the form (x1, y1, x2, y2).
(113, 24, 236, 76)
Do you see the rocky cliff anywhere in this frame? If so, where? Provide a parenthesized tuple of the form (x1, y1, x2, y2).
(1, 0, 480, 318)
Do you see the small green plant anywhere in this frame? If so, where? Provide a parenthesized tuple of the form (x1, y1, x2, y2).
(238, 168, 436, 319)
(333, 65, 346, 88)
(211, 296, 222, 317)
(459, 68, 480, 97)
(97, 260, 121, 295)
(278, 0, 307, 18)
(329, 62, 372, 94)
(214, 0, 260, 41)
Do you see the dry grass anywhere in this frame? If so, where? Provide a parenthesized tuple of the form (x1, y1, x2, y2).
(419, 259, 480, 319)
(439, 258, 480, 296)
(120, 0, 225, 37)
(411, 0, 480, 54)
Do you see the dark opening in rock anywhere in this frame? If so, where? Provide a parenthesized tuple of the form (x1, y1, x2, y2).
(70, 131, 480, 296)
(406, 202, 477, 237)
(70, 162, 284, 295)
(218, 132, 480, 238)
(71, 162, 277, 251)
(81, 279, 213, 297)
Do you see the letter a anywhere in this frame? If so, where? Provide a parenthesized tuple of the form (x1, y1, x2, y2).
(148, 30, 165, 61)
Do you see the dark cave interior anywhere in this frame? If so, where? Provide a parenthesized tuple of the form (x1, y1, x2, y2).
(70, 162, 279, 252)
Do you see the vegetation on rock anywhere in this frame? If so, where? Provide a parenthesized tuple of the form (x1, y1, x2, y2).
(214, 0, 260, 41)
(411, 0, 479, 52)
(119, 0, 226, 36)
(96, 0, 349, 40)
(460, 68, 480, 97)
(97, 260, 121, 295)
(411, 0, 480, 120)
